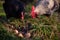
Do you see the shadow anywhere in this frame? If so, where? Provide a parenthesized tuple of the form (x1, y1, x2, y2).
(0, 15, 9, 24)
(55, 3, 60, 13)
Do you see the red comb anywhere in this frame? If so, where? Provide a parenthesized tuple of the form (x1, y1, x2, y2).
(31, 5, 36, 18)
(21, 12, 24, 20)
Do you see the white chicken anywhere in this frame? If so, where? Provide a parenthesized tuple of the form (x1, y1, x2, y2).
(34, 0, 59, 16)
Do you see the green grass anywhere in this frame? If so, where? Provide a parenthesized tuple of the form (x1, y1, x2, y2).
(0, 12, 60, 40)
(0, 12, 6, 16)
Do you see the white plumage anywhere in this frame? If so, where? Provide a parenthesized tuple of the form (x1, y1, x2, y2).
(34, 0, 59, 15)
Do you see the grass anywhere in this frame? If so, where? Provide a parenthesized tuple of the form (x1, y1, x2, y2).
(0, 12, 60, 40)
